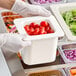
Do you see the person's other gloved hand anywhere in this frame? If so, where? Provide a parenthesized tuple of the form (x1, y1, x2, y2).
(0, 33, 31, 53)
(11, 0, 51, 17)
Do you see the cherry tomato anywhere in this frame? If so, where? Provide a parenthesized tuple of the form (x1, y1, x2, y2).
(45, 26, 51, 32)
(27, 31, 32, 35)
(39, 26, 47, 34)
(40, 21, 49, 27)
(34, 27, 40, 35)
(24, 25, 30, 32)
(30, 27, 35, 33)
(24, 21, 54, 36)
(30, 22, 36, 28)
(7, 24, 13, 27)
(40, 26, 45, 31)
(34, 24, 40, 28)
(48, 29, 54, 33)
(40, 30, 47, 34)
(50, 29, 54, 33)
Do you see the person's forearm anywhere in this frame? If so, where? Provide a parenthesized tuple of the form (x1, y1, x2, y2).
(0, 0, 15, 9)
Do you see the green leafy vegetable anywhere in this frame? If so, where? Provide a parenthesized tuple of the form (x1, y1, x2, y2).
(62, 9, 76, 36)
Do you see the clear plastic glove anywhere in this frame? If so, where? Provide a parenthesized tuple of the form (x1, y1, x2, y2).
(0, 33, 31, 53)
(11, 0, 51, 17)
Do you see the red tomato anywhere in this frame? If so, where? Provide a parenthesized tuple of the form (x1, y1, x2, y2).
(30, 27, 34, 33)
(27, 31, 32, 35)
(50, 29, 54, 33)
(7, 24, 13, 27)
(10, 12, 13, 15)
(45, 26, 51, 32)
(34, 24, 40, 28)
(7, 12, 11, 15)
(3, 12, 7, 16)
(40, 30, 47, 34)
(40, 21, 49, 27)
(39, 26, 47, 34)
(5, 17, 8, 20)
(24, 25, 30, 32)
(30, 22, 36, 28)
(8, 17, 12, 21)
(26, 27, 35, 35)
(2, 12, 5, 16)
(40, 26, 45, 30)
(48, 29, 54, 33)
(34, 28, 40, 35)
(24, 21, 54, 36)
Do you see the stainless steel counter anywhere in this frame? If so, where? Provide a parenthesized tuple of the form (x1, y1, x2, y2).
(2, 47, 76, 76)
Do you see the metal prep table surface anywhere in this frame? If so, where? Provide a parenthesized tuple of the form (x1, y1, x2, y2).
(2, 47, 76, 76)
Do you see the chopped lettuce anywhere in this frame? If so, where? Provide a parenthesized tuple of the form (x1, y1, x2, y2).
(64, 11, 73, 26)
(70, 24, 76, 32)
(72, 10, 76, 17)
(62, 9, 76, 36)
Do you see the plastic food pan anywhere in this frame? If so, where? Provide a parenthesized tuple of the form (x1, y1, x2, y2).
(50, 3, 76, 41)
(14, 15, 64, 65)
(26, 68, 66, 76)
(28, 0, 67, 6)
(58, 42, 76, 63)
(0, 9, 23, 33)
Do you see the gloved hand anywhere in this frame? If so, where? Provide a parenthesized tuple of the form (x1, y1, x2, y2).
(0, 33, 31, 53)
(11, 0, 51, 17)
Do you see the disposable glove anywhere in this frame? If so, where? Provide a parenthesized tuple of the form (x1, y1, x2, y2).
(11, 0, 51, 17)
(0, 33, 31, 53)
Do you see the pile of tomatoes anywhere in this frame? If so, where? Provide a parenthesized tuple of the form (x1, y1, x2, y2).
(24, 21, 54, 35)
